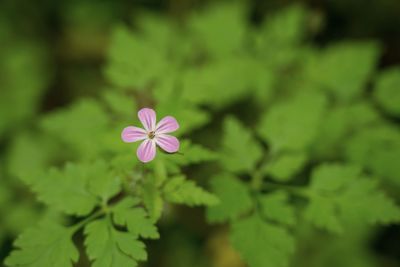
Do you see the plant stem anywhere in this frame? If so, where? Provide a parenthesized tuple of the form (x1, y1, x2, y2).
(69, 209, 105, 233)
(154, 159, 167, 187)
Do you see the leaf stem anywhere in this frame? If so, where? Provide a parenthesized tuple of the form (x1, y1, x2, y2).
(69, 209, 105, 233)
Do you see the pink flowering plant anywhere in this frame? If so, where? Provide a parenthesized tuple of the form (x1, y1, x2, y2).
(5, 97, 220, 267)
(4, 3, 400, 267)
(121, 108, 180, 163)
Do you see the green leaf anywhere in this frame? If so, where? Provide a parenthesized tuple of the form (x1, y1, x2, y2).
(311, 102, 380, 159)
(161, 140, 218, 170)
(87, 161, 121, 203)
(3, 200, 42, 237)
(101, 89, 136, 119)
(161, 103, 210, 135)
(5, 221, 78, 267)
(345, 126, 400, 186)
(105, 25, 168, 89)
(262, 152, 307, 181)
(338, 179, 400, 226)
(110, 151, 139, 178)
(181, 57, 269, 109)
(230, 215, 295, 267)
(261, 5, 309, 46)
(220, 117, 262, 173)
(85, 218, 147, 267)
(310, 164, 361, 192)
(137, 12, 177, 52)
(258, 191, 296, 226)
(40, 99, 109, 159)
(255, 5, 311, 68)
(33, 161, 117, 216)
(154, 78, 211, 134)
(139, 175, 163, 222)
(306, 42, 380, 101)
(7, 132, 56, 184)
(258, 91, 327, 152)
(304, 196, 342, 233)
(373, 67, 400, 116)
(163, 176, 219, 207)
(305, 163, 400, 233)
(207, 174, 253, 223)
(189, 2, 246, 57)
(33, 162, 100, 216)
(112, 197, 159, 239)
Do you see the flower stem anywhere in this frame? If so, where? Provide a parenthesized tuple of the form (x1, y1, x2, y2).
(154, 159, 167, 186)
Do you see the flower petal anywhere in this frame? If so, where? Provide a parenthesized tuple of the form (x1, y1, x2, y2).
(138, 108, 156, 132)
(155, 134, 180, 153)
(121, 126, 147, 143)
(137, 139, 156, 163)
(156, 116, 179, 134)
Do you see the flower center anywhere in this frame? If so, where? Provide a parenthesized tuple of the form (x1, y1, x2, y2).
(148, 131, 156, 139)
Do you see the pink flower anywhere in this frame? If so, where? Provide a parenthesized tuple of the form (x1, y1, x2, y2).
(121, 108, 180, 163)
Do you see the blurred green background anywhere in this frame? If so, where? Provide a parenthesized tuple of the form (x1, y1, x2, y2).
(1, 0, 400, 267)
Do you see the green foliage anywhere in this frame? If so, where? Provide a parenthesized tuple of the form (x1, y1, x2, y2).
(40, 99, 110, 159)
(139, 175, 164, 222)
(305, 164, 400, 233)
(230, 215, 295, 267)
(258, 91, 327, 152)
(7, 132, 56, 184)
(5, 131, 217, 266)
(33, 162, 110, 216)
(163, 176, 219, 206)
(112, 197, 159, 239)
(207, 174, 253, 223)
(306, 42, 380, 101)
(261, 152, 307, 181)
(87, 161, 121, 203)
(101, 89, 137, 120)
(259, 191, 296, 226)
(189, 2, 246, 58)
(153, 78, 211, 134)
(3, 2, 400, 267)
(85, 218, 147, 267)
(373, 66, 400, 116)
(311, 102, 380, 159)
(258, 5, 309, 48)
(220, 117, 262, 173)
(345, 126, 400, 186)
(255, 5, 312, 69)
(161, 140, 217, 170)
(5, 221, 78, 267)
(104, 25, 168, 89)
(181, 58, 260, 108)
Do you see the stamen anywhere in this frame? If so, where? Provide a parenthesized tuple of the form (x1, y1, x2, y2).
(148, 131, 156, 139)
